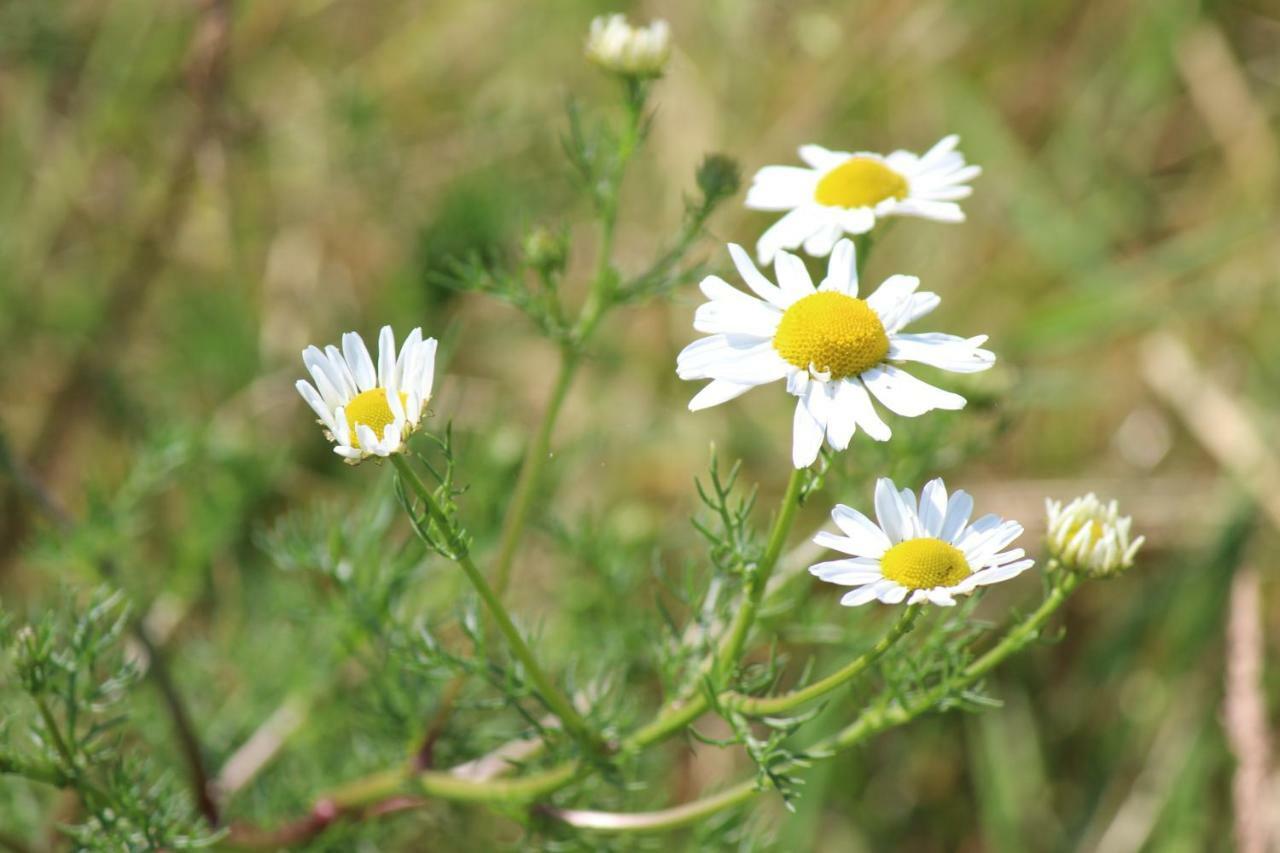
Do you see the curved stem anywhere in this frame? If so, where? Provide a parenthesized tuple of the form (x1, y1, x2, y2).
(552, 572, 1083, 834)
(492, 350, 580, 597)
(724, 605, 920, 716)
(390, 455, 602, 754)
(714, 468, 806, 680)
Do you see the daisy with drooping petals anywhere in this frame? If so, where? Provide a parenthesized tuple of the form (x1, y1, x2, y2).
(295, 326, 438, 464)
(810, 478, 1035, 607)
(676, 239, 993, 468)
(746, 135, 980, 264)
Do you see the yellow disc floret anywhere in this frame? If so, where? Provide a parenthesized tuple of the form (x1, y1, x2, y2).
(880, 538, 971, 590)
(814, 157, 909, 209)
(344, 388, 407, 448)
(772, 291, 889, 378)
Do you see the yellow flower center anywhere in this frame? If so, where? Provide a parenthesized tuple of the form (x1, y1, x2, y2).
(814, 157, 909, 208)
(772, 291, 889, 379)
(344, 388, 407, 448)
(881, 538, 971, 590)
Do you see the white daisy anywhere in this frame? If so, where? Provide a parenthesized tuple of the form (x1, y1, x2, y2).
(676, 238, 994, 469)
(295, 326, 438, 464)
(585, 14, 671, 77)
(1045, 493, 1144, 578)
(746, 135, 980, 264)
(811, 478, 1035, 607)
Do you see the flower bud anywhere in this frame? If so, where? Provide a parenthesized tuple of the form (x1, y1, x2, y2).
(696, 154, 742, 207)
(585, 14, 671, 78)
(1045, 493, 1144, 579)
(522, 225, 569, 276)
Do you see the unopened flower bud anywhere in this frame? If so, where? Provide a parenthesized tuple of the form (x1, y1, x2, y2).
(586, 14, 671, 78)
(1045, 493, 1144, 579)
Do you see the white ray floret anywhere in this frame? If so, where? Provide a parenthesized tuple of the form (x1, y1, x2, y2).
(677, 238, 994, 468)
(746, 135, 980, 264)
(810, 478, 1035, 607)
(295, 326, 438, 465)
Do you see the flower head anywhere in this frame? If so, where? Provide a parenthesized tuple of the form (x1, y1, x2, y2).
(295, 326, 438, 464)
(746, 136, 980, 264)
(811, 478, 1034, 607)
(585, 14, 671, 77)
(1045, 494, 1144, 578)
(676, 239, 994, 468)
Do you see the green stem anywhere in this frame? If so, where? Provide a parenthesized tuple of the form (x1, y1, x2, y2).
(714, 468, 806, 680)
(724, 605, 920, 716)
(625, 468, 808, 752)
(492, 350, 581, 597)
(390, 455, 602, 754)
(553, 572, 1083, 834)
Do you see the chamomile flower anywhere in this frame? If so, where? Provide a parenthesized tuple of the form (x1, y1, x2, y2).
(746, 135, 980, 264)
(295, 326, 438, 464)
(585, 14, 671, 77)
(1045, 494, 1144, 578)
(676, 239, 993, 468)
(811, 478, 1035, 607)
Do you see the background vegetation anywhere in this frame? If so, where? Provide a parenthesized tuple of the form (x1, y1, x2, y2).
(2, 0, 1279, 850)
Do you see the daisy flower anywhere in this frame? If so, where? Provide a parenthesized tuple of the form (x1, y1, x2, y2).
(746, 135, 980, 264)
(295, 326, 438, 464)
(676, 238, 994, 469)
(811, 478, 1035, 607)
(1045, 493, 1144, 578)
(585, 14, 671, 77)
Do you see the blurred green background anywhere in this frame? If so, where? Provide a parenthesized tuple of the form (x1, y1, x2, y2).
(2, 0, 1279, 850)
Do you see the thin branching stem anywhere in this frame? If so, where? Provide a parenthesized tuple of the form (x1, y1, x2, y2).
(724, 605, 921, 716)
(389, 455, 603, 754)
(547, 572, 1084, 834)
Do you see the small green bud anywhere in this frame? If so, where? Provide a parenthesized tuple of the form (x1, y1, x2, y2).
(696, 154, 742, 207)
(522, 226, 569, 276)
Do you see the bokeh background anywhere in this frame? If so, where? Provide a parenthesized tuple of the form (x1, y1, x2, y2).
(2, 0, 1279, 850)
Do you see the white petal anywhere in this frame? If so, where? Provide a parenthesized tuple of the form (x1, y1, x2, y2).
(303, 347, 347, 409)
(840, 580, 891, 607)
(395, 327, 423, 388)
(820, 238, 857, 296)
(745, 166, 819, 211)
(835, 207, 876, 234)
(878, 584, 909, 604)
(889, 333, 995, 374)
(866, 274, 921, 322)
(343, 332, 377, 392)
(773, 250, 817, 305)
(891, 198, 965, 222)
(809, 557, 881, 584)
(828, 506, 892, 556)
(798, 144, 849, 170)
(728, 243, 786, 306)
(694, 299, 783, 338)
(377, 326, 397, 391)
(873, 478, 908, 543)
(677, 334, 772, 379)
(917, 478, 948, 537)
(939, 490, 974, 543)
(418, 338, 439, 400)
(860, 365, 965, 417)
(842, 379, 892, 442)
(687, 379, 756, 411)
(802, 223, 842, 258)
(295, 380, 335, 431)
(756, 207, 826, 266)
(791, 386, 827, 469)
